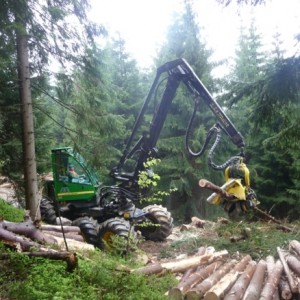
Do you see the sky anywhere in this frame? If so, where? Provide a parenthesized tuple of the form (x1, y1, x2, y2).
(88, 0, 300, 69)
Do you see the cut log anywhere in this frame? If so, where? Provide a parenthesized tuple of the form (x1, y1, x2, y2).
(265, 256, 275, 275)
(224, 260, 257, 300)
(278, 276, 292, 300)
(204, 255, 252, 300)
(185, 259, 237, 300)
(132, 250, 229, 275)
(168, 261, 224, 299)
(44, 231, 84, 242)
(286, 254, 300, 276)
(50, 236, 95, 252)
(41, 224, 81, 234)
(1, 219, 57, 245)
(24, 251, 78, 271)
(289, 240, 300, 257)
(242, 259, 267, 300)
(272, 288, 279, 300)
(277, 247, 297, 293)
(230, 235, 246, 243)
(199, 179, 234, 200)
(191, 217, 206, 228)
(0, 226, 44, 251)
(260, 260, 283, 300)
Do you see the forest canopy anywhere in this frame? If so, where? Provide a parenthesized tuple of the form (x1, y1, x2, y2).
(0, 0, 299, 221)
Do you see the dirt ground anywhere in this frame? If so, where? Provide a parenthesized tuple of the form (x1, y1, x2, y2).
(137, 220, 220, 262)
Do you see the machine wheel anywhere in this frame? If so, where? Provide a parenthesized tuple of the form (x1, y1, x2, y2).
(40, 197, 57, 224)
(98, 218, 135, 252)
(137, 204, 173, 241)
(74, 217, 103, 249)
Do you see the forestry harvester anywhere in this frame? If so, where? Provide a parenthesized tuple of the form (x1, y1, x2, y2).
(41, 58, 255, 249)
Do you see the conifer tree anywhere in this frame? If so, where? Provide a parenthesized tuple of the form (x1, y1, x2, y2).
(0, 0, 104, 218)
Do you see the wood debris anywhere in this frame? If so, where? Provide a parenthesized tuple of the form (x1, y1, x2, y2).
(0, 215, 94, 271)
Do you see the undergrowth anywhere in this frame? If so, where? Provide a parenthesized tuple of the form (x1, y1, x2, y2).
(161, 220, 300, 260)
(2, 200, 300, 299)
(0, 247, 176, 300)
(0, 200, 177, 300)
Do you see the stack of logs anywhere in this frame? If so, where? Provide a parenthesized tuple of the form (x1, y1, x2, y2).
(132, 241, 300, 300)
(0, 216, 94, 271)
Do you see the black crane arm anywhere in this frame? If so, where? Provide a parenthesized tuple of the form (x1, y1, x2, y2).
(111, 58, 245, 186)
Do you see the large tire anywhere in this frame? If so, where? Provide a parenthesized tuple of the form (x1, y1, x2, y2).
(75, 217, 103, 249)
(98, 218, 135, 252)
(138, 204, 173, 241)
(40, 197, 57, 224)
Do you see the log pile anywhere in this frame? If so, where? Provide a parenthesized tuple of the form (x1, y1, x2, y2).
(131, 241, 300, 300)
(0, 215, 94, 271)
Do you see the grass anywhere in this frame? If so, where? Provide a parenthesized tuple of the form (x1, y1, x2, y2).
(1, 199, 300, 299)
(0, 200, 177, 300)
(160, 219, 300, 260)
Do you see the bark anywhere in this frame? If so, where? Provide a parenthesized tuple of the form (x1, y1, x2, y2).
(16, 21, 40, 221)
(0, 226, 43, 251)
(230, 235, 246, 242)
(277, 247, 297, 293)
(259, 260, 283, 300)
(49, 236, 95, 251)
(25, 251, 78, 271)
(0, 251, 78, 272)
(265, 256, 275, 275)
(180, 267, 198, 284)
(168, 261, 224, 299)
(41, 224, 81, 234)
(289, 240, 300, 257)
(286, 254, 300, 276)
(204, 272, 240, 300)
(199, 179, 234, 200)
(191, 217, 206, 228)
(185, 259, 237, 300)
(224, 260, 257, 300)
(272, 288, 279, 300)
(132, 250, 229, 275)
(1, 219, 57, 245)
(44, 231, 84, 242)
(278, 277, 292, 300)
(243, 259, 267, 300)
(204, 255, 252, 300)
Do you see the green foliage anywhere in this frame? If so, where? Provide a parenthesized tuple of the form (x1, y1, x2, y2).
(138, 159, 161, 189)
(0, 200, 24, 222)
(0, 249, 177, 300)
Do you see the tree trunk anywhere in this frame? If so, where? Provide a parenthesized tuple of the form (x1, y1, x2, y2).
(289, 240, 300, 257)
(185, 259, 237, 300)
(277, 247, 297, 293)
(16, 21, 40, 221)
(132, 250, 229, 275)
(242, 259, 267, 300)
(168, 261, 224, 299)
(278, 277, 292, 300)
(1, 219, 57, 245)
(286, 255, 300, 276)
(41, 224, 81, 234)
(260, 260, 283, 300)
(224, 260, 257, 300)
(204, 255, 252, 300)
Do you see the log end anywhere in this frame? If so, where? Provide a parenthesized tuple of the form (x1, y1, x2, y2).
(168, 287, 183, 300)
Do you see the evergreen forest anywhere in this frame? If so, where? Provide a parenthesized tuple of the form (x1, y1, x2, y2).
(1, 0, 300, 223)
(1, 0, 300, 299)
